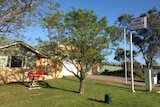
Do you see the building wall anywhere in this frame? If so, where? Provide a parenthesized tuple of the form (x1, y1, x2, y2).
(62, 60, 77, 76)
(0, 46, 37, 69)
(0, 57, 64, 83)
(0, 68, 30, 83)
(91, 63, 100, 75)
(62, 62, 100, 76)
(0, 42, 63, 83)
(36, 57, 63, 79)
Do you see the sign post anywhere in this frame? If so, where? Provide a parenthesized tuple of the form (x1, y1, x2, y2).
(130, 17, 147, 92)
(129, 31, 135, 92)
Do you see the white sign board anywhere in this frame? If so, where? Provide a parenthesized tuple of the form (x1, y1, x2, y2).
(131, 17, 147, 30)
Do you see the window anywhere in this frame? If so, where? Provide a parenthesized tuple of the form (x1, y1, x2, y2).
(0, 56, 8, 68)
(0, 56, 26, 68)
(11, 56, 23, 67)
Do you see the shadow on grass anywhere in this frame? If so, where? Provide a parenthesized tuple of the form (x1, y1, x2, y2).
(96, 82, 129, 90)
(88, 98, 104, 104)
(38, 81, 53, 88)
(39, 81, 79, 93)
(22, 80, 79, 93)
(95, 82, 146, 92)
(3, 80, 79, 94)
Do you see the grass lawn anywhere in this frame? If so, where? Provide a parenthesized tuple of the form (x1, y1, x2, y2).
(0, 77, 160, 107)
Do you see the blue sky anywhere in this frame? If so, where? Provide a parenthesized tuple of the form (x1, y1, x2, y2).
(57, 0, 160, 25)
(24, 0, 160, 64)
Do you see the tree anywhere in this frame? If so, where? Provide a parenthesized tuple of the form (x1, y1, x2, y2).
(0, 0, 46, 43)
(0, 35, 13, 46)
(0, 0, 43, 33)
(39, 7, 117, 94)
(114, 48, 137, 62)
(133, 7, 160, 69)
(116, 7, 160, 70)
(114, 48, 144, 78)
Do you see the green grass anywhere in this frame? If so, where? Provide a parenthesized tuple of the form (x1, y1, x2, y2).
(100, 65, 123, 72)
(0, 77, 160, 107)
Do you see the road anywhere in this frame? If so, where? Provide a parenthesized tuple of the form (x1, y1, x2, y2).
(86, 74, 160, 90)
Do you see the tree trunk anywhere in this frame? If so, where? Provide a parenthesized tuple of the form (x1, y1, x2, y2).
(79, 79, 84, 94)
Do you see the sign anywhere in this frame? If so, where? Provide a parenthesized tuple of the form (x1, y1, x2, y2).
(131, 17, 147, 30)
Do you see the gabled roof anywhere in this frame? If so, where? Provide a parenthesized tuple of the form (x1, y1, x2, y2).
(0, 41, 47, 58)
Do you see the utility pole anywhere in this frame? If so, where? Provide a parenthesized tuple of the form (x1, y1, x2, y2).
(124, 28, 127, 84)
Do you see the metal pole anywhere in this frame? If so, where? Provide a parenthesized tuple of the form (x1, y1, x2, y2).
(130, 31, 135, 92)
(124, 28, 127, 84)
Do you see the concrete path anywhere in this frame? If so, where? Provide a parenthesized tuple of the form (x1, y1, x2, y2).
(86, 75, 160, 90)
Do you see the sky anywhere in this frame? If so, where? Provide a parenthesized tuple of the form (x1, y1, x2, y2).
(24, 0, 160, 64)
(57, 0, 160, 25)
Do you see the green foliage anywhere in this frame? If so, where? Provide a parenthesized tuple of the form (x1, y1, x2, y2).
(68, 9, 110, 73)
(133, 62, 144, 78)
(40, 8, 111, 73)
(0, 0, 41, 32)
(0, 0, 46, 43)
(133, 7, 160, 68)
(38, 7, 118, 94)
(41, 11, 63, 29)
(114, 48, 138, 63)
(116, 7, 160, 69)
(122, 62, 144, 78)
(0, 35, 13, 46)
(100, 62, 144, 78)
(117, 13, 134, 28)
(63, 8, 111, 66)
